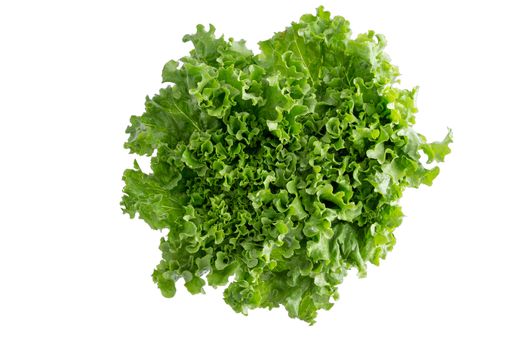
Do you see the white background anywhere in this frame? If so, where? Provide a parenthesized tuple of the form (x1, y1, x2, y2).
(1, 0, 524, 349)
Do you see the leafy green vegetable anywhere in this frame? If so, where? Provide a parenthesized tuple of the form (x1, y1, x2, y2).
(121, 6, 452, 324)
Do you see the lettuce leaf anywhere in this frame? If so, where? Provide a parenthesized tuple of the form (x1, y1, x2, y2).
(121, 6, 452, 324)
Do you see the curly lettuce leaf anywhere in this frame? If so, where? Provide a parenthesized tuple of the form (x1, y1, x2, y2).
(121, 6, 452, 324)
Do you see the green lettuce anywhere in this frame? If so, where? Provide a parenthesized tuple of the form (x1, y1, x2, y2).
(121, 6, 452, 324)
